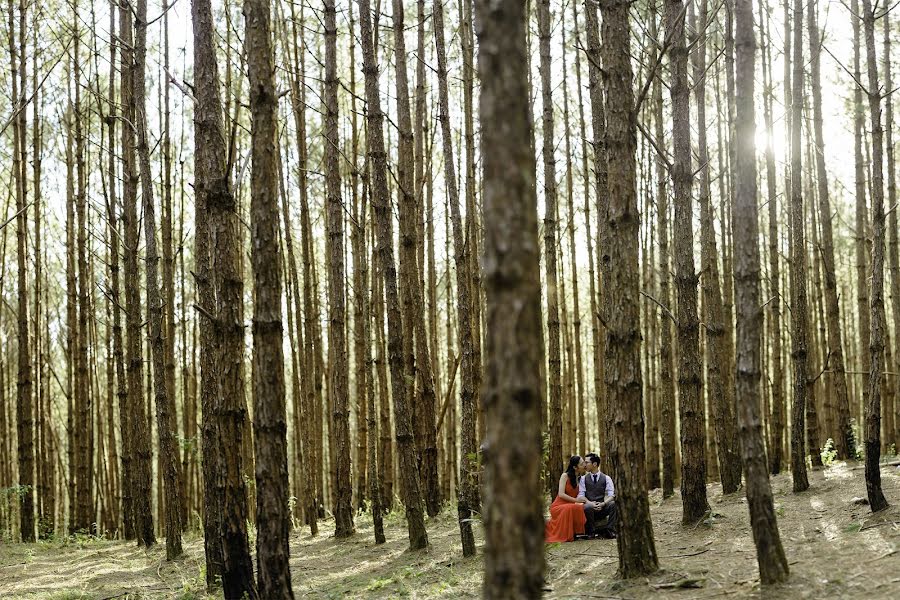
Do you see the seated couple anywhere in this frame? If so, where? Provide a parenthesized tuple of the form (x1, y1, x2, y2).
(544, 453, 617, 543)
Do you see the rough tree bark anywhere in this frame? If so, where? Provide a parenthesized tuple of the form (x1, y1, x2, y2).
(8, 0, 35, 543)
(245, 0, 295, 592)
(733, 0, 790, 583)
(391, 0, 440, 520)
(788, 0, 810, 493)
(667, 0, 709, 523)
(192, 0, 257, 592)
(323, 0, 354, 539)
(599, 0, 659, 578)
(119, 0, 155, 547)
(537, 0, 564, 499)
(135, 0, 183, 559)
(853, 0, 871, 444)
(358, 0, 428, 550)
(860, 0, 890, 513)
(434, 0, 478, 556)
(476, 0, 547, 595)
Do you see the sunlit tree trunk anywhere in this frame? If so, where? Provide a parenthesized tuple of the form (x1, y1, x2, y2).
(733, 0, 790, 583)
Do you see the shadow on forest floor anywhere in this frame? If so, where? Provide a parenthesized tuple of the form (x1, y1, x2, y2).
(0, 460, 898, 599)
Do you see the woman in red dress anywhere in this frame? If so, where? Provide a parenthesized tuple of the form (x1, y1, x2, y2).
(545, 455, 588, 542)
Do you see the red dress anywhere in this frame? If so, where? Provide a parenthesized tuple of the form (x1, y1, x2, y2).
(544, 478, 586, 542)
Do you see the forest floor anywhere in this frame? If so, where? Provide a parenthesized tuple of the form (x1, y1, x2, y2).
(0, 460, 899, 599)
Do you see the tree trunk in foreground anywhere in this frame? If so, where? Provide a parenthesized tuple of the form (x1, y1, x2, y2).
(477, 0, 547, 595)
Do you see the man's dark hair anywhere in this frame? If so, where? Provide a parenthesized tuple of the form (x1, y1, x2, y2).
(585, 453, 600, 466)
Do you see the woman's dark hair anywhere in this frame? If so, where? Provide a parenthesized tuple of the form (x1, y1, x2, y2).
(566, 455, 582, 488)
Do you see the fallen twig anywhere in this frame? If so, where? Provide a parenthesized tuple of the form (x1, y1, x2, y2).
(662, 548, 710, 559)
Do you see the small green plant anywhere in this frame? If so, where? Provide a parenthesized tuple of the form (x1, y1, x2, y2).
(843, 522, 862, 533)
(821, 438, 837, 466)
(366, 576, 395, 591)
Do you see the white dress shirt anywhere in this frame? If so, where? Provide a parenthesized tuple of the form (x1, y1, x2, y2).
(578, 470, 615, 499)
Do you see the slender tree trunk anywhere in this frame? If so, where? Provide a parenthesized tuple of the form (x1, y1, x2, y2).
(8, 0, 34, 543)
(358, 0, 428, 550)
(572, 0, 604, 457)
(160, 0, 182, 529)
(806, 0, 854, 461)
(135, 0, 183, 559)
(434, 0, 478, 556)
(477, 0, 546, 595)
(853, 0, 871, 447)
(600, 0, 659, 578)
(192, 0, 257, 592)
(322, 0, 354, 539)
(885, 8, 900, 453)
(860, 0, 890, 512)
(788, 0, 810, 493)
(245, 0, 295, 591)
(118, 0, 155, 546)
(691, 0, 742, 495)
(285, 0, 319, 535)
(585, 0, 609, 466)
(666, 0, 709, 522)
(391, 0, 441, 520)
(733, 0, 790, 583)
(537, 0, 563, 498)
(758, 5, 786, 473)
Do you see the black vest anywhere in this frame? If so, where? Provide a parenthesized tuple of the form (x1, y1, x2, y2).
(584, 472, 607, 501)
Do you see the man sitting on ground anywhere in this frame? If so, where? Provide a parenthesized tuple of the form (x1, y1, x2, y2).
(578, 452, 617, 539)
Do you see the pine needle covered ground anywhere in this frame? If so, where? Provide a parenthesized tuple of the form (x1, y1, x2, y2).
(1, 461, 898, 599)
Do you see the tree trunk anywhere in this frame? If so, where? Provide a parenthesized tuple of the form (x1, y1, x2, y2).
(191, 0, 257, 592)
(358, 0, 428, 550)
(391, 0, 441, 521)
(434, 0, 478, 556)
(691, 0, 742, 495)
(322, 0, 354, 539)
(477, 0, 546, 595)
(245, 0, 295, 591)
(806, 0, 854, 461)
(118, 1, 155, 546)
(584, 0, 609, 467)
(853, 0, 871, 449)
(667, 0, 709, 522)
(884, 8, 900, 452)
(537, 0, 564, 499)
(759, 5, 786, 474)
(135, 0, 183, 559)
(860, 0, 890, 513)
(8, 0, 35, 543)
(788, 0, 810, 493)
(733, 0, 790, 583)
(600, 0, 659, 578)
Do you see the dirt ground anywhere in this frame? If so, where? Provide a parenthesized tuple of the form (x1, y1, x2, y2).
(1, 460, 898, 599)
